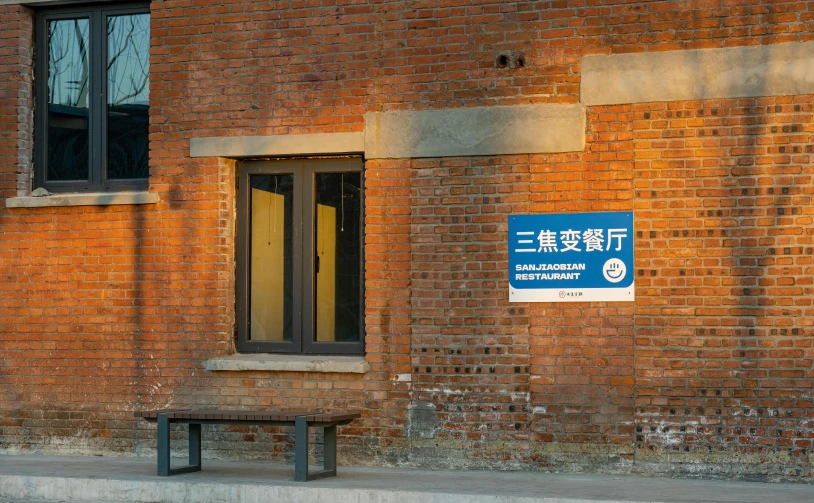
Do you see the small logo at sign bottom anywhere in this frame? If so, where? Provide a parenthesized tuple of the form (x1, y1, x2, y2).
(602, 258, 626, 283)
(559, 291, 583, 299)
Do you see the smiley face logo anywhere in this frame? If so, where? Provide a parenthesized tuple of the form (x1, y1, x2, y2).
(602, 258, 626, 283)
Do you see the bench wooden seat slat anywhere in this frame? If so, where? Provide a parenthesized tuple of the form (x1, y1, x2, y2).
(136, 408, 361, 423)
(135, 408, 191, 420)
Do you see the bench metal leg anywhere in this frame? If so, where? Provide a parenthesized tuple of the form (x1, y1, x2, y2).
(294, 416, 308, 481)
(294, 417, 338, 482)
(189, 423, 202, 467)
(323, 424, 337, 473)
(157, 413, 170, 476)
(156, 415, 202, 476)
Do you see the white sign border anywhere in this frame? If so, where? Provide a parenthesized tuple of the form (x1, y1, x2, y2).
(509, 283, 635, 303)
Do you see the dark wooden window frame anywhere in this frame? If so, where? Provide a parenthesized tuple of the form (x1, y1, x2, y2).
(34, 2, 150, 193)
(236, 158, 365, 355)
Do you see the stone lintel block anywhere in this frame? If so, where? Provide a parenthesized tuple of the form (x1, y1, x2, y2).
(190, 132, 365, 158)
(364, 104, 586, 159)
(582, 41, 814, 106)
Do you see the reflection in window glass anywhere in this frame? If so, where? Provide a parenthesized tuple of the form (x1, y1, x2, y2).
(250, 174, 294, 342)
(47, 18, 90, 181)
(107, 13, 150, 180)
(314, 172, 361, 343)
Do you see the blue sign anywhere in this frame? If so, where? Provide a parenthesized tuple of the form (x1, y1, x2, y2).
(509, 212, 634, 302)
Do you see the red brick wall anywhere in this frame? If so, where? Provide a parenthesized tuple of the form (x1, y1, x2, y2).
(409, 157, 532, 464)
(555, 0, 814, 54)
(528, 106, 636, 467)
(633, 96, 814, 478)
(1, 1, 813, 481)
(0, 4, 32, 196)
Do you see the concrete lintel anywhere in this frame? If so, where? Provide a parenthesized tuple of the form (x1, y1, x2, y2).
(190, 132, 365, 158)
(205, 354, 369, 374)
(582, 41, 814, 106)
(5, 191, 159, 208)
(364, 104, 586, 159)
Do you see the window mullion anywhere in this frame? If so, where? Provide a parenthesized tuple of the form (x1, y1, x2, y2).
(300, 162, 315, 353)
(34, 13, 46, 189)
(90, 10, 104, 189)
(236, 168, 250, 351)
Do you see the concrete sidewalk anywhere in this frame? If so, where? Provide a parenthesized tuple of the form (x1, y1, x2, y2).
(0, 455, 813, 503)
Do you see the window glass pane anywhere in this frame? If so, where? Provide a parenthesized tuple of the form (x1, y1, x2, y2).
(106, 13, 150, 180)
(314, 172, 362, 343)
(47, 18, 90, 182)
(250, 175, 294, 342)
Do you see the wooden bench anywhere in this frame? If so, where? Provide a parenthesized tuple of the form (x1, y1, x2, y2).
(135, 409, 360, 481)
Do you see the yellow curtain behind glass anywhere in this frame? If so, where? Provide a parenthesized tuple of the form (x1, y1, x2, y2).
(316, 203, 336, 341)
(250, 188, 285, 341)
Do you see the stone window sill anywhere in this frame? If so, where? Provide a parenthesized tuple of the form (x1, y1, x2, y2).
(5, 191, 159, 208)
(204, 354, 369, 374)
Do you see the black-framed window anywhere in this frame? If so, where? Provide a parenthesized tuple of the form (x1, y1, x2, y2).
(35, 3, 150, 193)
(237, 158, 365, 355)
